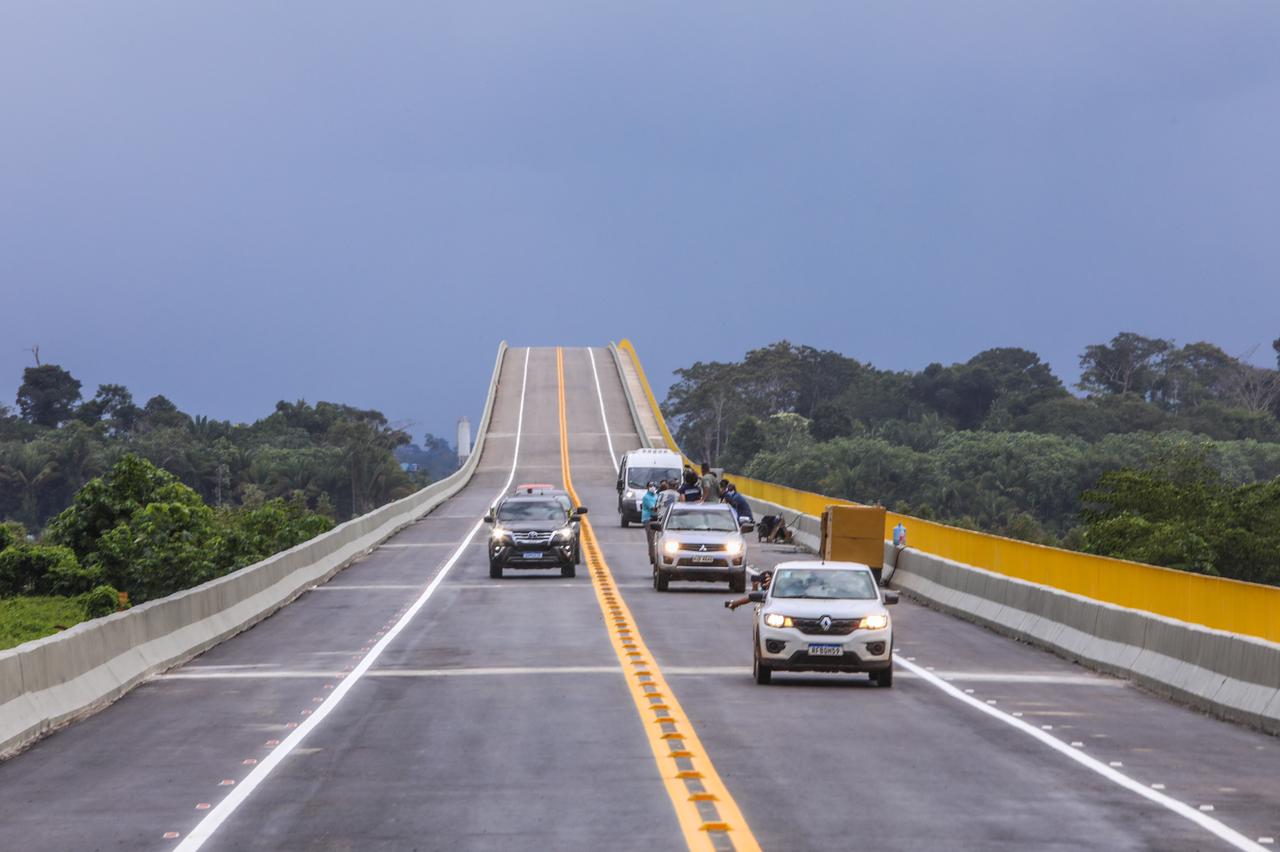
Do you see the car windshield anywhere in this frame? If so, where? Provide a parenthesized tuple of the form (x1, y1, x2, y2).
(770, 569, 877, 600)
(627, 466, 682, 488)
(665, 510, 738, 532)
(497, 500, 565, 522)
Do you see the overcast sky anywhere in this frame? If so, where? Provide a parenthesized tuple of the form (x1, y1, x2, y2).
(3, 3, 1278, 442)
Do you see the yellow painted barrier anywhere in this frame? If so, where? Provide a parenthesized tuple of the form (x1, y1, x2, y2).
(618, 339, 1280, 644)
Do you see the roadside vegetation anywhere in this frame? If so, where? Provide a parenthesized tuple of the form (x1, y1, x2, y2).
(0, 362, 454, 648)
(663, 333, 1280, 585)
(0, 362, 457, 530)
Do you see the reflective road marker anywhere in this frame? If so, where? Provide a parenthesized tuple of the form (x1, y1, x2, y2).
(560, 347, 760, 852)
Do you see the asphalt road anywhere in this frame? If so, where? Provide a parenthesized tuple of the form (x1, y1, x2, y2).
(0, 346, 1276, 851)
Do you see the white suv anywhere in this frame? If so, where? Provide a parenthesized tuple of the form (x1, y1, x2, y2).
(749, 561, 898, 686)
(650, 503, 751, 593)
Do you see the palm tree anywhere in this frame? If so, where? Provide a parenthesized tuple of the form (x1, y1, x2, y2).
(0, 443, 62, 527)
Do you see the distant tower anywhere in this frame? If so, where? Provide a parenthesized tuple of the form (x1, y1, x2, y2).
(457, 416, 472, 467)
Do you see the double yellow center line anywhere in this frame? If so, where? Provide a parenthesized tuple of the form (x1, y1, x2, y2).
(556, 348, 759, 852)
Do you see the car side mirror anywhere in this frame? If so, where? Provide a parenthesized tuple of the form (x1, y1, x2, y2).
(739, 522, 754, 534)
(648, 521, 662, 531)
(483, 514, 495, 525)
(747, 590, 766, 603)
(575, 506, 588, 515)
(883, 590, 899, 605)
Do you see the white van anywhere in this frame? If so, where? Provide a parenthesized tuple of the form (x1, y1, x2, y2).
(616, 448, 685, 527)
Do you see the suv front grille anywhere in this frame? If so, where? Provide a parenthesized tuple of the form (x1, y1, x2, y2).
(676, 543, 727, 552)
(792, 617, 859, 636)
(512, 531, 554, 545)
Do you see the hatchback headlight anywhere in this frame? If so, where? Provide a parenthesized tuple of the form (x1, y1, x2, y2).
(763, 613, 794, 628)
(663, 540, 680, 555)
(860, 613, 890, 631)
(725, 540, 743, 556)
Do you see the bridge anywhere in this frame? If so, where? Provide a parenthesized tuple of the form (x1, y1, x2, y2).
(0, 344, 1277, 851)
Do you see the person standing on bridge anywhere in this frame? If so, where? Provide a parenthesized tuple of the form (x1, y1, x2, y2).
(657, 479, 681, 514)
(640, 481, 659, 525)
(680, 468, 702, 502)
(698, 462, 720, 504)
(642, 481, 661, 563)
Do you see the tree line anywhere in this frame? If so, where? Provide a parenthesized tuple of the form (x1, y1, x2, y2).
(662, 334, 1280, 585)
(1, 362, 453, 531)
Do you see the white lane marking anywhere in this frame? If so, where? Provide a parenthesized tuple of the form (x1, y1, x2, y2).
(162, 666, 623, 680)
(378, 543, 458, 549)
(175, 348, 533, 852)
(370, 667, 620, 677)
(587, 348, 619, 468)
(310, 585, 424, 591)
(312, 578, 591, 591)
(160, 665, 1127, 684)
(895, 655, 1267, 852)
(444, 582, 588, 589)
(929, 672, 1122, 686)
(162, 671, 342, 680)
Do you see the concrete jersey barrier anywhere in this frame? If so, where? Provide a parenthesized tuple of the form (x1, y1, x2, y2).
(0, 343, 509, 758)
(613, 338, 1280, 735)
(888, 545, 1280, 734)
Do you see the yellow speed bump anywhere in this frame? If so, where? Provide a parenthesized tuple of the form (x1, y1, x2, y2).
(556, 348, 759, 852)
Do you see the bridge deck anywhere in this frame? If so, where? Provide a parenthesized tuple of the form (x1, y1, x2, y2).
(0, 346, 1275, 851)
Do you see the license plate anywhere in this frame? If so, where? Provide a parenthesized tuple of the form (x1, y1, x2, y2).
(522, 551, 544, 559)
(691, 556, 715, 564)
(807, 644, 843, 656)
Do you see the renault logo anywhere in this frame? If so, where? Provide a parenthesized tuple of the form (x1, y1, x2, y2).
(819, 616, 832, 632)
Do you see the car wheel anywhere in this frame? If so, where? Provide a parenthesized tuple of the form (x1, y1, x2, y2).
(729, 570, 746, 594)
(653, 567, 668, 592)
(489, 559, 503, 579)
(562, 563, 576, 578)
(621, 516, 630, 528)
(753, 655, 772, 685)
(872, 666, 893, 688)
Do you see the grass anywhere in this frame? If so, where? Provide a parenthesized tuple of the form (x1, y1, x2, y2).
(0, 595, 92, 651)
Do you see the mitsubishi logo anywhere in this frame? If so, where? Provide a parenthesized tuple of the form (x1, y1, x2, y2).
(819, 616, 832, 632)
(698, 545, 708, 552)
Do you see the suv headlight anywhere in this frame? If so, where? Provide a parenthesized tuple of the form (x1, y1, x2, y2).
(662, 540, 680, 555)
(860, 613, 890, 630)
(763, 613, 794, 628)
(725, 539, 743, 556)
(624, 489, 635, 499)
(552, 527, 574, 542)
(491, 527, 512, 543)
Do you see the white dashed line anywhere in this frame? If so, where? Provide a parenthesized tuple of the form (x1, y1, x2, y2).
(896, 655, 1267, 852)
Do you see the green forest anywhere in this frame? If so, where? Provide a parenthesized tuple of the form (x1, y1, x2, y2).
(0, 362, 453, 647)
(662, 333, 1280, 586)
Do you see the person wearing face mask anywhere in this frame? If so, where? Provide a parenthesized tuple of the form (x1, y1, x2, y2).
(641, 481, 660, 563)
(640, 481, 659, 525)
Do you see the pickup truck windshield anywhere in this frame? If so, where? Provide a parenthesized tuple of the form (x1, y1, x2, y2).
(665, 511, 738, 532)
(770, 569, 877, 600)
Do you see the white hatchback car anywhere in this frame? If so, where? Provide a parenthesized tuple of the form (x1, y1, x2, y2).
(749, 561, 898, 686)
